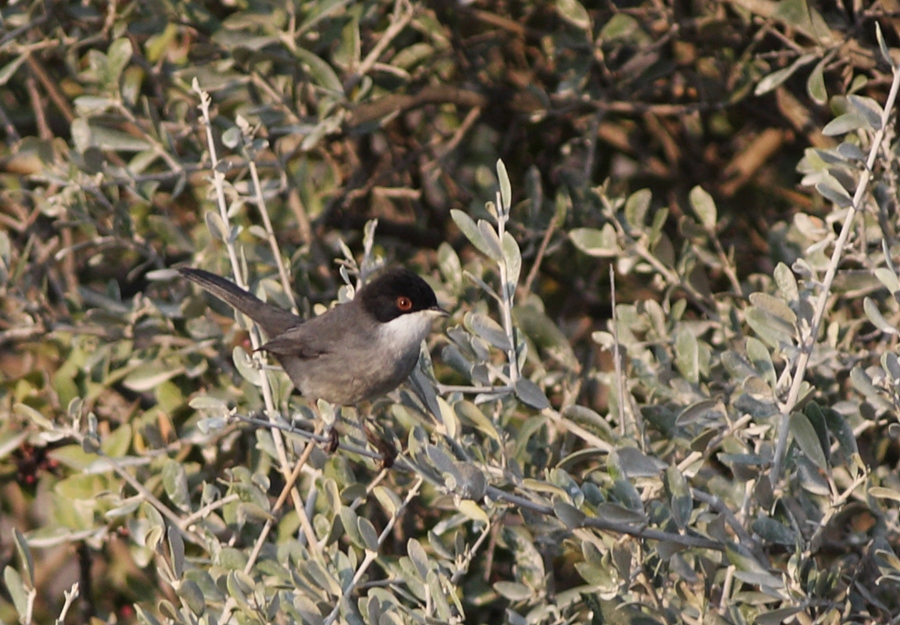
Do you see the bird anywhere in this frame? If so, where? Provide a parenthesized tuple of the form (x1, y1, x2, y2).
(179, 266, 446, 406)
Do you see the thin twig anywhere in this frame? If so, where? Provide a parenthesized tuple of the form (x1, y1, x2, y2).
(770, 60, 900, 483)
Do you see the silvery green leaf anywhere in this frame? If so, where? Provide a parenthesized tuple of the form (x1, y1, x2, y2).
(178, 579, 205, 616)
(189, 395, 229, 411)
(294, 47, 343, 94)
(233, 347, 262, 387)
(167, 525, 185, 580)
(497, 159, 512, 212)
(556, 0, 591, 30)
(875, 267, 900, 294)
(757, 608, 805, 625)
(462, 270, 500, 301)
(135, 604, 163, 625)
(502, 232, 521, 289)
(752, 516, 798, 546)
(617, 447, 666, 477)
(163, 459, 191, 512)
(407, 538, 429, 580)
(815, 177, 853, 207)
(12, 529, 33, 588)
(451, 209, 501, 260)
(455, 401, 501, 441)
(437, 242, 462, 289)
(570, 225, 618, 257)
(688, 185, 717, 230)
(746, 337, 776, 388)
(596, 502, 646, 524)
(358, 516, 379, 551)
(554, 501, 586, 529)
(789, 412, 828, 470)
(123, 362, 181, 392)
(864, 297, 898, 335)
(4, 567, 29, 619)
(465, 312, 511, 351)
(14, 403, 54, 430)
(847, 94, 883, 130)
(222, 126, 241, 148)
(746, 293, 796, 348)
(477, 219, 503, 260)
(675, 399, 720, 426)
(494, 581, 533, 601)
(773, 263, 799, 304)
(807, 57, 827, 105)
(665, 466, 692, 529)
(837, 141, 866, 162)
(624, 188, 652, 229)
(515, 378, 550, 410)
(455, 463, 487, 500)
(754, 53, 817, 96)
(876, 22, 894, 67)
(822, 112, 869, 136)
(674, 327, 699, 384)
(340, 507, 364, 549)
(204, 210, 228, 241)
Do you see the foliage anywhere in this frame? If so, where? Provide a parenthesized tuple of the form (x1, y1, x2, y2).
(2, 1, 900, 624)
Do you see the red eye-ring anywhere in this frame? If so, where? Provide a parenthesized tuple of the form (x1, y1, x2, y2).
(397, 296, 413, 311)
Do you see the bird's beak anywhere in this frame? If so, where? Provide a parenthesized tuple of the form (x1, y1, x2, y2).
(429, 306, 450, 317)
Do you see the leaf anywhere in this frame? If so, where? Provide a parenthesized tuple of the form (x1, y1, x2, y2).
(465, 312, 511, 351)
(665, 466, 692, 529)
(806, 57, 828, 105)
(864, 297, 898, 335)
(168, 525, 185, 580)
(555, 0, 591, 31)
(233, 347, 262, 387)
(497, 159, 512, 211)
(674, 327, 699, 384)
(688, 185, 717, 231)
(515, 378, 550, 410)
(746, 293, 796, 348)
(773, 263, 799, 304)
(358, 516, 379, 552)
(4, 566, 29, 618)
(876, 22, 894, 68)
(502, 232, 521, 290)
(788, 412, 828, 471)
(553, 501, 586, 529)
(494, 581, 533, 601)
(823, 112, 870, 136)
(752, 516, 798, 545)
(847, 94, 883, 130)
(454, 401, 501, 442)
(14, 403, 54, 430)
(12, 529, 34, 588)
(595, 502, 646, 524)
(162, 459, 191, 512)
(293, 48, 343, 94)
(754, 53, 817, 96)
(616, 447, 666, 477)
(570, 225, 618, 257)
(106, 38, 134, 83)
(451, 209, 501, 260)
(0, 54, 28, 86)
(814, 175, 853, 207)
(123, 362, 182, 392)
(875, 267, 900, 295)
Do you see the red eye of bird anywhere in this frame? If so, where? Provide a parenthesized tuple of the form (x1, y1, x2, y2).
(396, 296, 413, 311)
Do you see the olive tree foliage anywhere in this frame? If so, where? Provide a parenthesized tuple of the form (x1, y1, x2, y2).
(2, 0, 900, 624)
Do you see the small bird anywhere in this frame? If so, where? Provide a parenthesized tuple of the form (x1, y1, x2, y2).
(179, 267, 447, 406)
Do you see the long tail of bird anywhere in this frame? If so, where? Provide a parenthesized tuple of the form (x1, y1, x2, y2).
(179, 267, 302, 337)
